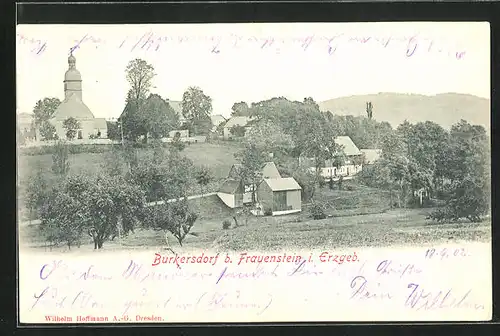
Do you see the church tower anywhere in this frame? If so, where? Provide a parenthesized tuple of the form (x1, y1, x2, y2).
(64, 53, 83, 100)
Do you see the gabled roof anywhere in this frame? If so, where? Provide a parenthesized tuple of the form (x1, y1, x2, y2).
(263, 177, 302, 191)
(228, 161, 281, 179)
(218, 179, 243, 194)
(224, 116, 252, 129)
(262, 162, 281, 179)
(335, 136, 362, 156)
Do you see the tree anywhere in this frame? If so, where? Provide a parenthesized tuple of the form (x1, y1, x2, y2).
(303, 97, 320, 111)
(62, 117, 80, 140)
(51, 140, 70, 176)
(39, 190, 85, 250)
(235, 143, 266, 204)
(33, 97, 61, 128)
(430, 120, 490, 222)
(231, 102, 250, 116)
(121, 59, 156, 142)
(181, 86, 213, 135)
(142, 94, 180, 141)
(195, 166, 213, 196)
(229, 125, 246, 138)
(130, 150, 194, 203)
(125, 59, 156, 104)
(100, 146, 127, 177)
(366, 102, 373, 119)
(170, 132, 186, 152)
(25, 168, 50, 221)
(40, 173, 146, 250)
(145, 199, 198, 247)
(106, 121, 122, 141)
(39, 121, 57, 141)
(244, 119, 294, 158)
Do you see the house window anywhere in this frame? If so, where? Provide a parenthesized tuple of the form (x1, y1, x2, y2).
(273, 191, 288, 212)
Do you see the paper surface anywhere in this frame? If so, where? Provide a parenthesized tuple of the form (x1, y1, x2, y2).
(17, 22, 491, 324)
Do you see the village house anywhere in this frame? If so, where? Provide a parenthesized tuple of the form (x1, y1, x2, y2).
(217, 161, 302, 215)
(360, 149, 382, 165)
(41, 53, 108, 141)
(223, 116, 253, 140)
(301, 135, 364, 180)
(257, 177, 302, 216)
(17, 112, 37, 143)
(164, 99, 186, 125)
(168, 129, 190, 138)
(210, 114, 227, 132)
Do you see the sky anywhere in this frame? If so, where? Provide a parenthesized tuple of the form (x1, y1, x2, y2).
(16, 22, 490, 120)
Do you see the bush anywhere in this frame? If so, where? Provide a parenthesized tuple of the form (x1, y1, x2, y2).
(222, 220, 231, 230)
(263, 208, 273, 216)
(309, 201, 327, 220)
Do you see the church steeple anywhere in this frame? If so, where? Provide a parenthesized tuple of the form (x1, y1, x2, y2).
(64, 52, 83, 100)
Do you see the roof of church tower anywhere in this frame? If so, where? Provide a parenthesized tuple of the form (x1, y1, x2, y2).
(65, 53, 81, 82)
(52, 93, 95, 120)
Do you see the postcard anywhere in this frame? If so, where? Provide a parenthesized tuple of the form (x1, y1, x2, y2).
(16, 22, 491, 324)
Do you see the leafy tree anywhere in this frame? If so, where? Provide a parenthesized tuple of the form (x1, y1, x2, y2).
(106, 121, 122, 141)
(231, 102, 250, 116)
(100, 146, 126, 177)
(120, 91, 147, 142)
(430, 120, 490, 222)
(366, 102, 373, 119)
(39, 190, 85, 250)
(130, 150, 194, 202)
(62, 117, 80, 140)
(244, 119, 294, 157)
(229, 125, 246, 138)
(51, 140, 70, 176)
(25, 168, 50, 220)
(170, 132, 186, 152)
(235, 143, 266, 204)
(121, 59, 156, 142)
(39, 121, 57, 140)
(303, 97, 320, 111)
(181, 86, 213, 135)
(195, 166, 213, 196)
(143, 93, 180, 141)
(33, 97, 61, 128)
(125, 58, 156, 103)
(40, 173, 146, 249)
(145, 199, 198, 247)
(309, 201, 327, 220)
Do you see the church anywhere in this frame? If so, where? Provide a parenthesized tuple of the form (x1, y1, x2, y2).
(46, 53, 107, 140)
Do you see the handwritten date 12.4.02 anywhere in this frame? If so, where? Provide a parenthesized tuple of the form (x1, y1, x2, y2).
(424, 247, 470, 260)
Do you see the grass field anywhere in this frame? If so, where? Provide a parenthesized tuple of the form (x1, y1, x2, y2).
(17, 142, 242, 220)
(18, 181, 491, 253)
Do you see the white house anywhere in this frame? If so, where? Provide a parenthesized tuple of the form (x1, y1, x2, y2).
(223, 116, 253, 139)
(211, 115, 227, 132)
(217, 161, 302, 216)
(302, 136, 364, 180)
(360, 149, 382, 164)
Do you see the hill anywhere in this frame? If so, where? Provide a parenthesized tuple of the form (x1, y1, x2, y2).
(318, 93, 490, 130)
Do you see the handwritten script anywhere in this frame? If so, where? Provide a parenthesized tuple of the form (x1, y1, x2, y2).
(17, 30, 467, 60)
(18, 244, 490, 323)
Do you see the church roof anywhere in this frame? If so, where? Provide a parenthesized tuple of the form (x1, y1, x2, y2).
(52, 93, 95, 120)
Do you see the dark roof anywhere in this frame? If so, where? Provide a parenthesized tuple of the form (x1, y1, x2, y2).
(218, 179, 242, 194)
